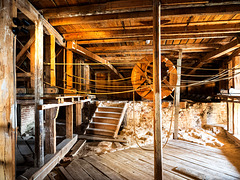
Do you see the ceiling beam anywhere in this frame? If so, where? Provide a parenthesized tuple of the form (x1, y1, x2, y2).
(67, 41, 124, 79)
(42, 1, 237, 19)
(16, 0, 65, 46)
(77, 34, 235, 45)
(188, 37, 240, 74)
(63, 24, 240, 40)
(85, 44, 221, 53)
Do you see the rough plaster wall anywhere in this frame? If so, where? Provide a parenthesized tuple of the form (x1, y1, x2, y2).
(20, 105, 35, 134)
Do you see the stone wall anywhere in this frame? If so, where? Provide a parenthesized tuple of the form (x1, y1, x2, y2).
(20, 105, 35, 135)
(125, 101, 227, 130)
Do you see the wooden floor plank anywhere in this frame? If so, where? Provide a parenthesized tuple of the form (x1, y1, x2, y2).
(75, 159, 110, 180)
(164, 144, 240, 176)
(83, 156, 126, 180)
(47, 140, 240, 180)
(58, 166, 74, 180)
(93, 154, 151, 180)
(127, 147, 236, 179)
(65, 161, 92, 180)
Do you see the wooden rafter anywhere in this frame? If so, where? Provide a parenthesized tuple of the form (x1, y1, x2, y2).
(188, 37, 240, 74)
(85, 44, 222, 53)
(16, 0, 65, 46)
(42, 1, 239, 19)
(67, 41, 124, 79)
(63, 24, 240, 40)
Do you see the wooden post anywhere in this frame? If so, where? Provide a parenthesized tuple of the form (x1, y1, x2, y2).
(153, 0, 163, 179)
(66, 105, 73, 138)
(34, 17, 44, 167)
(0, 0, 17, 179)
(45, 35, 56, 86)
(227, 100, 229, 131)
(76, 103, 82, 134)
(174, 50, 182, 139)
(65, 41, 73, 92)
(45, 108, 57, 154)
(233, 99, 235, 134)
(30, 29, 35, 88)
(50, 35, 56, 86)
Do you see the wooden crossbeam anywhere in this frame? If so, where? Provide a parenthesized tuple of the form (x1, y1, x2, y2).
(42, 1, 237, 19)
(16, 34, 35, 63)
(85, 44, 221, 53)
(63, 24, 240, 40)
(16, 0, 65, 46)
(67, 41, 124, 79)
(77, 34, 234, 45)
(188, 38, 240, 74)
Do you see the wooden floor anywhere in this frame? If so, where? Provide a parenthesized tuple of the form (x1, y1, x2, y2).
(57, 140, 240, 180)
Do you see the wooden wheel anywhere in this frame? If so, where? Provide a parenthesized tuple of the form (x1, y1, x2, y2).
(131, 55, 177, 100)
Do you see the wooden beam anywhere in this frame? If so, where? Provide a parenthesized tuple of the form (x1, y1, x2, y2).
(188, 38, 240, 74)
(63, 24, 240, 41)
(68, 41, 124, 79)
(16, 34, 35, 63)
(66, 105, 73, 139)
(77, 34, 235, 44)
(0, 0, 17, 179)
(174, 50, 182, 139)
(66, 41, 73, 91)
(153, 0, 163, 179)
(16, 0, 65, 46)
(76, 103, 82, 134)
(42, 1, 237, 19)
(21, 135, 78, 180)
(45, 108, 57, 154)
(30, 29, 35, 89)
(49, 35, 56, 86)
(50, 11, 151, 26)
(86, 44, 221, 53)
(34, 19, 44, 167)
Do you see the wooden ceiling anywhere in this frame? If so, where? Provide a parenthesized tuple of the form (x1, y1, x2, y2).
(28, 0, 240, 77)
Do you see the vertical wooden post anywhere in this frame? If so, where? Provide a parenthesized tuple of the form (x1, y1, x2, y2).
(153, 0, 163, 179)
(233, 99, 235, 135)
(45, 108, 56, 154)
(227, 100, 229, 131)
(45, 35, 56, 86)
(66, 105, 73, 139)
(66, 41, 73, 92)
(76, 103, 82, 134)
(30, 29, 35, 88)
(50, 35, 56, 86)
(85, 65, 90, 92)
(0, 0, 17, 179)
(34, 17, 44, 167)
(174, 50, 182, 139)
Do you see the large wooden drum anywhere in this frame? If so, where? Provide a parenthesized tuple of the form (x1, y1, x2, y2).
(131, 55, 177, 100)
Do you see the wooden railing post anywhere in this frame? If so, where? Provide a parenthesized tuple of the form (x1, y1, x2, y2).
(45, 108, 57, 154)
(66, 105, 73, 139)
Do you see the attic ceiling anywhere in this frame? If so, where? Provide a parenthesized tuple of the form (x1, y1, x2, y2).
(26, 0, 240, 78)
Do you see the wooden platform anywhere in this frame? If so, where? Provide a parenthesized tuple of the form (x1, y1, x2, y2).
(56, 139, 240, 180)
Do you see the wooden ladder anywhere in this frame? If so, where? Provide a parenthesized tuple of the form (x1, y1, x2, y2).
(85, 103, 128, 138)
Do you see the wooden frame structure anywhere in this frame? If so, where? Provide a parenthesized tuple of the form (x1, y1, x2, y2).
(2, 0, 240, 179)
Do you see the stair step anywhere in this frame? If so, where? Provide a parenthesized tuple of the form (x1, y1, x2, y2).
(86, 128, 115, 137)
(89, 122, 117, 131)
(95, 111, 121, 118)
(98, 106, 123, 113)
(93, 116, 119, 124)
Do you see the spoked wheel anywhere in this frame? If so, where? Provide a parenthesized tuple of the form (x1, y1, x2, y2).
(131, 55, 177, 100)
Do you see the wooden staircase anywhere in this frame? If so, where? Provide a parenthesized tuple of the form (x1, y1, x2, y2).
(85, 103, 128, 138)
